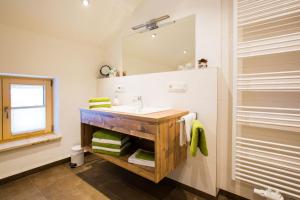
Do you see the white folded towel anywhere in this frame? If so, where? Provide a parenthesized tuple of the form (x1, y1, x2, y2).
(92, 142, 130, 152)
(92, 136, 129, 145)
(180, 122, 186, 146)
(128, 150, 155, 167)
(179, 113, 197, 146)
(128, 158, 155, 167)
(89, 102, 111, 106)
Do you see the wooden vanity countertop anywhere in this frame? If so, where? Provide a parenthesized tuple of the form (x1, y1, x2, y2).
(80, 108, 189, 123)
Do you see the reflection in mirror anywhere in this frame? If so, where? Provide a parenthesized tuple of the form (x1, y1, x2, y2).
(123, 15, 195, 76)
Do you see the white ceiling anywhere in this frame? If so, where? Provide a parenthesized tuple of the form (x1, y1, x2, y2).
(0, 0, 143, 46)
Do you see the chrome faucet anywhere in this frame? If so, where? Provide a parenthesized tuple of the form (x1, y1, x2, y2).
(133, 96, 143, 113)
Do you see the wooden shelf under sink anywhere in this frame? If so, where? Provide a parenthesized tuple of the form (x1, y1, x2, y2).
(84, 146, 155, 182)
(80, 108, 188, 183)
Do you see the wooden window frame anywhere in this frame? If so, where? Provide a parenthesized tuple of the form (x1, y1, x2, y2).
(1, 76, 53, 142)
(0, 78, 2, 141)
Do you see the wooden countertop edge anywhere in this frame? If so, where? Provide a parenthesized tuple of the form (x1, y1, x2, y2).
(80, 108, 189, 123)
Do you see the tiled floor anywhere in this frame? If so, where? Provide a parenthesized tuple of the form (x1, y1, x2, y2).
(0, 155, 231, 200)
(0, 164, 108, 200)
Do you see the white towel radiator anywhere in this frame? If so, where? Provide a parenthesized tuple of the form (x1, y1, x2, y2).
(232, 0, 300, 199)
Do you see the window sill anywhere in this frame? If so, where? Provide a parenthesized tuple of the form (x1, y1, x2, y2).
(0, 134, 62, 153)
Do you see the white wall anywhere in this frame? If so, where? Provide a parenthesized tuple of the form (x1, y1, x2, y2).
(98, 69, 218, 196)
(217, 1, 265, 199)
(0, 24, 103, 179)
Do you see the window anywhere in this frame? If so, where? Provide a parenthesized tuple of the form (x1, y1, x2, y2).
(0, 77, 53, 142)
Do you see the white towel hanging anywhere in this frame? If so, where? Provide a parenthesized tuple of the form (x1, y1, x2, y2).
(179, 113, 197, 146)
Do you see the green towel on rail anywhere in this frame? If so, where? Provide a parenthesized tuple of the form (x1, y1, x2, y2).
(190, 120, 208, 157)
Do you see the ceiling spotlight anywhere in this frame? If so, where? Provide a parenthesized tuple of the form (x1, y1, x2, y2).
(151, 33, 157, 38)
(183, 50, 187, 54)
(82, 0, 90, 7)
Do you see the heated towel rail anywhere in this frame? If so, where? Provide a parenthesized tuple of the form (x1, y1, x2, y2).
(232, 0, 300, 199)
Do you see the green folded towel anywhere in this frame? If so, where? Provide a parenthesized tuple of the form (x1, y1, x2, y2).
(135, 149, 155, 161)
(93, 143, 130, 157)
(88, 97, 111, 103)
(92, 141, 121, 149)
(92, 135, 129, 146)
(93, 149, 125, 157)
(89, 104, 112, 109)
(190, 120, 208, 157)
(93, 130, 127, 141)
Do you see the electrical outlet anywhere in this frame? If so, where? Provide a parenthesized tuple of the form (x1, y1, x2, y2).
(115, 85, 125, 93)
(168, 82, 187, 93)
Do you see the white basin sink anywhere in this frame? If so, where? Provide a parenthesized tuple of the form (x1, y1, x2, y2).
(97, 105, 170, 115)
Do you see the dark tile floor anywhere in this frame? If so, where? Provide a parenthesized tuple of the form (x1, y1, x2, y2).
(0, 155, 230, 200)
(77, 159, 207, 200)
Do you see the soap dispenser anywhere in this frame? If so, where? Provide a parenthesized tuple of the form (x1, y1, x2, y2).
(113, 96, 120, 106)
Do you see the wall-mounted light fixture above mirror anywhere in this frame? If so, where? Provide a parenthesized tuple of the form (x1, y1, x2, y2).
(122, 15, 196, 76)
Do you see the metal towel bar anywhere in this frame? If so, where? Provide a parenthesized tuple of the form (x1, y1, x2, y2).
(176, 112, 198, 123)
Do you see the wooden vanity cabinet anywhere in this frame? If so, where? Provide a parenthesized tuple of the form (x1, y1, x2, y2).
(80, 108, 188, 183)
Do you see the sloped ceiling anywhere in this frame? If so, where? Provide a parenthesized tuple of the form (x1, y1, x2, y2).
(0, 0, 143, 46)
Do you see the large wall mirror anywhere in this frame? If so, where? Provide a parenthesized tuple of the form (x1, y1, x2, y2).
(122, 15, 196, 76)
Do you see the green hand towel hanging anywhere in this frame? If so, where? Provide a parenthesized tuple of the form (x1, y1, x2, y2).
(190, 120, 208, 157)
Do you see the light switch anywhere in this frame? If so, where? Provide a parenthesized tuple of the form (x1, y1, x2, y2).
(168, 82, 187, 93)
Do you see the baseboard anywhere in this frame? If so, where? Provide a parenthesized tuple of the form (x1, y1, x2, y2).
(165, 178, 250, 200)
(218, 189, 249, 200)
(0, 157, 71, 185)
(165, 178, 217, 200)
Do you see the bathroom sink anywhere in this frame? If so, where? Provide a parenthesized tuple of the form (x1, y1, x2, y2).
(97, 105, 170, 115)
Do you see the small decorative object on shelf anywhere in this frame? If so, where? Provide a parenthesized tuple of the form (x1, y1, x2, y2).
(109, 67, 118, 78)
(99, 65, 111, 78)
(198, 58, 208, 68)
